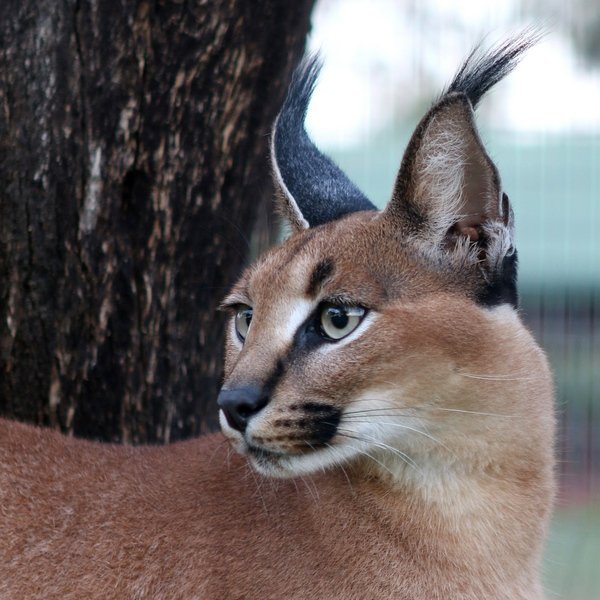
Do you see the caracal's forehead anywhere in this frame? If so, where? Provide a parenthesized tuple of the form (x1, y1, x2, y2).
(237, 212, 441, 309)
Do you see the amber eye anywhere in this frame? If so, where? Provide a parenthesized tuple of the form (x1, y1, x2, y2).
(234, 305, 253, 341)
(319, 305, 366, 341)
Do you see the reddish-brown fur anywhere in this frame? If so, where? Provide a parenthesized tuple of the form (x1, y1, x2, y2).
(0, 41, 555, 599)
(0, 219, 554, 598)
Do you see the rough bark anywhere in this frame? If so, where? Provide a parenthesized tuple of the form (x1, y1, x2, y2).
(0, 0, 315, 443)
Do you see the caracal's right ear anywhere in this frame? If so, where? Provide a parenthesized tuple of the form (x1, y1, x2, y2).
(270, 55, 376, 231)
(382, 35, 541, 307)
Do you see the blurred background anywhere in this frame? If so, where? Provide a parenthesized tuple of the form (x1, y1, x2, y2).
(305, 1, 599, 598)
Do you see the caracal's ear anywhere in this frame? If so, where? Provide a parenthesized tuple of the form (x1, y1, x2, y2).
(271, 55, 376, 230)
(384, 35, 540, 306)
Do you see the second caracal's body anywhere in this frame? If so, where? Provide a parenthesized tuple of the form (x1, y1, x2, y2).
(0, 37, 554, 599)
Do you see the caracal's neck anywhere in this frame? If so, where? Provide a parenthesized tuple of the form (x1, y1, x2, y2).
(336, 430, 553, 597)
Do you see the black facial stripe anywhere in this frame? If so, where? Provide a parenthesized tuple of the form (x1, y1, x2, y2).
(263, 358, 286, 397)
(290, 310, 326, 354)
(300, 402, 336, 414)
(254, 309, 333, 413)
(308, 406, 341, 445)
(251, 326, 343, 447)
(258, 323, 313, 403)
(257, 300, 357, 411)
(306, 258, 335, 297)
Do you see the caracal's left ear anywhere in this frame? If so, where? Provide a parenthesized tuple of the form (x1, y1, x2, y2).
(383, 35, 540, 307)
(270, 55, 376, 231)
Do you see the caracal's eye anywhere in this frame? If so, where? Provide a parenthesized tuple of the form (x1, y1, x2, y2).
(235, 305, 253, 341)
(319, 305, 366, 341)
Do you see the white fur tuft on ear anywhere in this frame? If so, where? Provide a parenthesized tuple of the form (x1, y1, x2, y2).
(412, 114, 470, 243)
(481, 220, 514, 274)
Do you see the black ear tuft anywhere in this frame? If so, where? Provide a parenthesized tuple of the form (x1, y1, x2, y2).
(384, 32, 541, 309)
(446, 31, 543, 108)
(271, 55, 376, 230)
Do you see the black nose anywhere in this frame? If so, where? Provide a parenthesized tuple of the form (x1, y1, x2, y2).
(217, 386, 269, 433)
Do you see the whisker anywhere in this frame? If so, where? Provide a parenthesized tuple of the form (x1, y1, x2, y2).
(299, 476, 318, 504)
(343, 406, 416, 415)
(245, 462, 270, 516)
(323, 442, 356, 495)
(426, 407, 517, 417)
(290, 475, 301, 497)
(378, 373, 542, 388)
(226, 444, 232, 469)
(358, 449, 396, 477)
(300, 475, 321, 505)
(209, 437, 231, 464)
(336, 430, 421, 473)
(327, 420, 424, 468)
(457, 372, 543, 381)
(322, 417, 444, 454)
(340, 419, 451, 452)
(342, 443, 396, 478)
(343, 404, 517, 419)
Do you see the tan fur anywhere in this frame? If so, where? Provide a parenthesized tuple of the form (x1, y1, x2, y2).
(0, 211, 554, 599)
(1, 43, 555, 598)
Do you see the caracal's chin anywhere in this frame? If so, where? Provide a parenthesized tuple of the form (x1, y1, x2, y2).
(220, 410, 363, 478)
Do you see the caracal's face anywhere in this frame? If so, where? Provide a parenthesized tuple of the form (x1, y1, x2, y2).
(218, 212, 491, 477)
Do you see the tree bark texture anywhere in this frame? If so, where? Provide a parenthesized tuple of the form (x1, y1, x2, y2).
(0, 0, 315, 443)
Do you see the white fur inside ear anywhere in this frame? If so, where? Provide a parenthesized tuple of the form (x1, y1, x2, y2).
(414, 119, 466, 241)
(270, 120, 309, 231)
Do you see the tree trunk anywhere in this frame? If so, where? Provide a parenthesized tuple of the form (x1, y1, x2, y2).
(0, 0, 315, 443)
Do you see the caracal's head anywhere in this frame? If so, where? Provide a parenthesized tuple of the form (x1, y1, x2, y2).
(218, 38, 553, 480)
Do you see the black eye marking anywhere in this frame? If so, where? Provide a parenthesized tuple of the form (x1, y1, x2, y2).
(263, 359, 286, 395)
(306, 258, 335, 297)
(253, 303, 365, 406)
